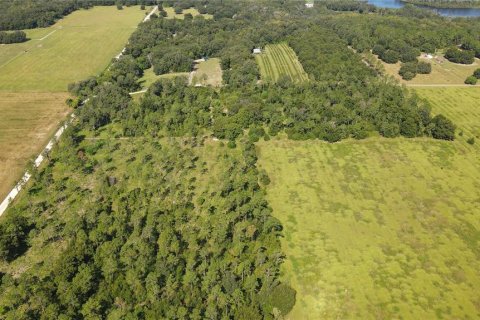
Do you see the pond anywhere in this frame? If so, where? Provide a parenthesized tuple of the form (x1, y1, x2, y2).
(366, 0, 480, 17)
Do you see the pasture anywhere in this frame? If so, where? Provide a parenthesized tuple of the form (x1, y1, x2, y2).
(257, 88, 480, 319)
(255, 43, 309, 83)
(378, 54, 480, 85)
(0, 6, 146, 92)
(258, 137, 480, 319)
(192, 58, 223, 87)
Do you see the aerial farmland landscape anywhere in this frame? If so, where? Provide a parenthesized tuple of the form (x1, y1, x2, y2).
(0, 0, 479, 319)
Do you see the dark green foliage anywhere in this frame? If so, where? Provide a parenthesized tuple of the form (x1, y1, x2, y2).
(381, 49, 400, 64)
(0, 214, 31, 262)
(0, 30, 27, 44)
(267, 283, 297, 316)
(399, 62, 418, 80)
(417, 61, 432, 74)
(431, 114, 455, 140)
(467, 137, 475, 145)
(464, 75, 477, 85)
(445, 47, 475, 64)
(474, 68, 480, 79)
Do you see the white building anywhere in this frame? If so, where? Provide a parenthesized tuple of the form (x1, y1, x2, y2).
(253, 48, 262, 54)
(305, 2, 314, 8)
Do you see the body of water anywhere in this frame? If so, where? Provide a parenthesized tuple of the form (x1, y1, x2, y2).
(366, 0, 480, 17)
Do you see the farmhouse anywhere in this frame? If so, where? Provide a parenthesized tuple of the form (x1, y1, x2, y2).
(253, 48, 262, 54)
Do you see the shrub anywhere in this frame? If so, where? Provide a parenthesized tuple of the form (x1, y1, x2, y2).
(267, 284, 296, 316)
(464, 76, 477, 85)
(467, 137, 475, 145)
(444, 47, 475, 64)
(473, 68, 480, 79)
(417, 61, 432, 74)
(431, 114, 455, 140)
(399, 62, 417, 80)
(381, 50, 400, 64)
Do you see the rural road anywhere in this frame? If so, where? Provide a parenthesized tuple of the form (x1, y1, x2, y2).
(0, 6, 158, 217)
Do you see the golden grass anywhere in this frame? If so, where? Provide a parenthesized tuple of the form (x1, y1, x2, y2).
(0, 92, 70, 199)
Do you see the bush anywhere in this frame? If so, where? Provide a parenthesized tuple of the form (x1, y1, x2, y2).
(0, 30, 27, 44)
(467, 137, 475, 145)
(431, 114, 455, 140)
(399, 62, 417, 80)
(473, 68, 480, 79)
(444, 47, 475, 64)
(267, 284, 296, 317)
(416, 61, 432, 74)
(464, 76, 477, 85)
(381, 50, 400, 64)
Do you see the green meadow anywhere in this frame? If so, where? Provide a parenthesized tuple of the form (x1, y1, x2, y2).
(0, 6, 146, 92)
(257, 87, 480, 319)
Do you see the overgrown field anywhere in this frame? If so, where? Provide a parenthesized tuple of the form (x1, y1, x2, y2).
(258, 137, 480, 319)
(164, 7, 213, 20)
(257, 88, 480, 319)
(0, 6, 146, 91)
(255, 43, 308, 83)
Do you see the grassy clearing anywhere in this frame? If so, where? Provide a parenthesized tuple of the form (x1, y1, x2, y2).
(138, 67, 189, 89)
(192, 58, 223, 87)
(164, 7, 213, 20)
(258, 136, 480, 319)
(0, 92, 70, 199)
(0, 6, 146, 92)
(416, 87, 480, 142)
(255, 43, 308, 83)
(377, 54, 480, 85)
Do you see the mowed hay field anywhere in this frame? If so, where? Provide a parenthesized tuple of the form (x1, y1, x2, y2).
(257, 88, 480, 319)
(0, 93, 70, 198)
(0, 6, 146, 92)
(255, 43, 308, 83)
(0, 6, 146, 200)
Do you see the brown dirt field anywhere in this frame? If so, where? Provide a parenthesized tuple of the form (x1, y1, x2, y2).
(0, 92, 71, 199)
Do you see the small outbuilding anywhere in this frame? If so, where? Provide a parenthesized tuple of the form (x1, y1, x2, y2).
(305, 2, 314, 8)
(253, 48, 262, 54)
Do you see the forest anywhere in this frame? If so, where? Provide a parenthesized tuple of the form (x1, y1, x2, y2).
(1, 0, 476, 318)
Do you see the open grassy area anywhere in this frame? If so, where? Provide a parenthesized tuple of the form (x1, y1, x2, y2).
(257, 88, 480, 319)
(378, 54, 480, 86)
(416, 87, 480, 141)
(164, 7, 213, 20)
(0, 6, 146, 201)
(0, 6, 146, 92)
(0, 92, 70, 199)
(138, 67, 189, 90)
(192, 58, 223, 87)
(256, 43, 308, 83)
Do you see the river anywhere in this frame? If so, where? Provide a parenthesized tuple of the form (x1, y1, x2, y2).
(366, 0, 480, 17)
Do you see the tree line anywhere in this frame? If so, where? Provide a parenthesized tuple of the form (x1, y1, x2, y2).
(0, 30, 27, 44)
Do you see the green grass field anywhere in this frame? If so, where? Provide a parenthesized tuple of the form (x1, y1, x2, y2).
(0, 6, 146, 200)
(255, 43, 308, 83)
(378, 54, 480, 86)
(257, 88, 480, 319)
(138, 67, 189, 90)
(192, 58, 223, 87)
(0, 6, 145, 92)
